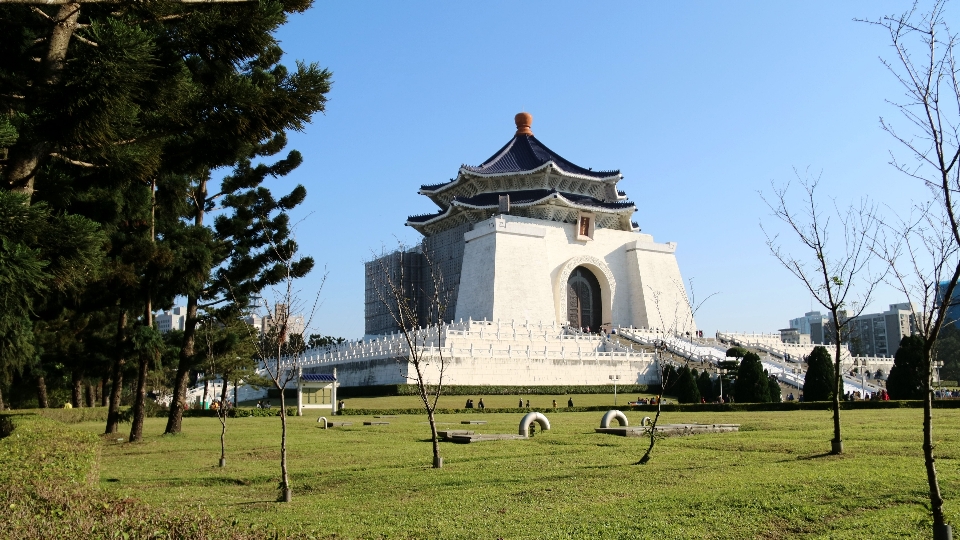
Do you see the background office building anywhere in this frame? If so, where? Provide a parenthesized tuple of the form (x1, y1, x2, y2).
(789, 304, 916, 357)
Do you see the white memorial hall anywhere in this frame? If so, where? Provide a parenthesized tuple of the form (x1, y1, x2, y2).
(296, 113, 696, 387)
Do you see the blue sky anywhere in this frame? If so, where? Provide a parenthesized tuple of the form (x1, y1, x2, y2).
(263, 1, 940, 339)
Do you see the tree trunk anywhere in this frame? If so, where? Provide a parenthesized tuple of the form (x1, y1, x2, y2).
(6, 2, 80, 199)
(105, 309, 126, 435)
(131, 183, 154, 443)
(427, 407, 442, 468)
(36, 375, 49, 408)
(165, 178, 205, 435)
(637, 359, 667, 465)
(164, 295, 199, 434)
(128, 354, 148, 442)
(85, 382, 95, 408)
(202, 378, 209, 409)
(830, 323, 843, 455)
(0, 385, 5, 411)
(71, 366, 84, 408)
(219, 376, 229, 467)
(98, 376, 107, 407)
(278, 389, 291, 502)
(924, 351, 948, 535)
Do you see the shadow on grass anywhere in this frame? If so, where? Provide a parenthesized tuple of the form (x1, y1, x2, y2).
(226, 500, 279, 508)
(796, 452, 835, 460)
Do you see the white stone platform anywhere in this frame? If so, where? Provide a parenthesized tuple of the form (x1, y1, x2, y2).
(273, 318, 660, 387)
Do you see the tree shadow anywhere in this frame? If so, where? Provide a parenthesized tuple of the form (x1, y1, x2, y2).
(227, 500, 280, 507)
(796, 451, 834, 460)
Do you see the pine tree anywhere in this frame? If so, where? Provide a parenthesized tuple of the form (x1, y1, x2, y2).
(887, 335, 925, 400)
(734, 352, 770, 403)
(803, 346, 835, 402)
(661, 364, 678, 394)
(767, 375, 782, 403)
(674, 366, 701, 403)
(2, 0, 331, 425)
(697, 370, 714, 401)
(0, 190, 104, 408)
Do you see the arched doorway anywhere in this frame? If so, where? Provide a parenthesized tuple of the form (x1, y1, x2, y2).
(566, 266, 602, 331)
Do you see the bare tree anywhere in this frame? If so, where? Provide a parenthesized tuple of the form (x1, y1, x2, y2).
(239, 232, 323, 502)
(875, 204, 956, 537)
(373, 243, 450, 469)
(635, 338, 671, 465)
(863, 3, 960, 535)
(636, 278, 715, 465)
(761, 172, 883, 455)
(197, 315, 256, 467)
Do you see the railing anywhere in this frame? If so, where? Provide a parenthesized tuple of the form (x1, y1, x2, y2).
(265, 318, 652, 370)
(615, 327, 727, 364)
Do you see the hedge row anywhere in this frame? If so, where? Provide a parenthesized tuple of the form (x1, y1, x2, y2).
(338, 399, 960, 416)
(30, 405, 299, 423)
(182, 407, 299, 418)
(337, 384, 652, 398)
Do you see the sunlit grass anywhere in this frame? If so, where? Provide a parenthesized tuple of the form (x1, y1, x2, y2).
(79, 407, 960, 539)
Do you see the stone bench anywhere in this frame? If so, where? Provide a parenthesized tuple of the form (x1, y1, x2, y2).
(461, 420, 487, 425)
(450, 433, 528, 444)
(363, 421, 390, 426)
(595, 423, 740, 438)
(438, 430, 475, 439)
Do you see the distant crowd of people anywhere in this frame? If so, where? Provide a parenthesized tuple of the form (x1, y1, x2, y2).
(460, 397, 577, 409)
(845, 390, 889, 401)
(201, 398, 234, 411)
(464, 398, 485, 409)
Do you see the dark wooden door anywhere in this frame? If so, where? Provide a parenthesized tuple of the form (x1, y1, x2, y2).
(566, 266, 601, 331)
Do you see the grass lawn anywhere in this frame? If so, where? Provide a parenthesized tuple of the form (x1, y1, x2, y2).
(79, 408, 960, 539)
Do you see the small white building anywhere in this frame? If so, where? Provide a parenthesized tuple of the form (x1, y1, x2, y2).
(297, 372, 338, 416)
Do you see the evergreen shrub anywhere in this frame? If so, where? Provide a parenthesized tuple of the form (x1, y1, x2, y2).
(674, 366, 701, 403)
(734, 352, 770, 403)
(887, 335, 925, 400)
(804, 346, 835, 401)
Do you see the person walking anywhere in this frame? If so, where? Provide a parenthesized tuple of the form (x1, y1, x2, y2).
(567, 397, 574, 408)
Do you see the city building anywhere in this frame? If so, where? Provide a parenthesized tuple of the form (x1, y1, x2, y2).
(788, 304, 916, 357)
(155, 306, 187, 334)
(779, 327, 810, 345)
(790, 311, 828, 344)
(846, 303, 917, 357)
(937, 281, 960, 328)
(243, 304, 305, 340)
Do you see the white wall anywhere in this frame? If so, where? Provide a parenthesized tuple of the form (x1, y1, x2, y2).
(453, 215, 696, 332)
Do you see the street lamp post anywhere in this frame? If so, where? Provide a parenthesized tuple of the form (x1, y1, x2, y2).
(610, 374, 621, 406)
(717, 366, 727, 403)
(793, 367, 802, 399)
(855, 359, 870, 400)
(934, 360, 944, 397)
